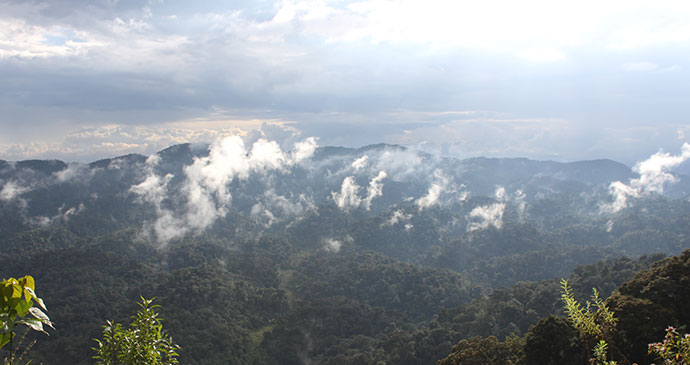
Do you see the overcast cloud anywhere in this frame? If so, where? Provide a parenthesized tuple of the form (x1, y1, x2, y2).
(1, 0, 690, 164)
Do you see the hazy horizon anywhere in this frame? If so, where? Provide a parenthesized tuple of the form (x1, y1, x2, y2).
(0, 137, 671, 169)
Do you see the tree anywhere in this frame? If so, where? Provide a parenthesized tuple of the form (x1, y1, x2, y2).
(560, 279, 618, 365)
(93, 297, 180, 364)
(523, 315, 587, 365)
(607, 249, 690, 363)
(437, 335, 524, 365)
(0, 275, 52, 365)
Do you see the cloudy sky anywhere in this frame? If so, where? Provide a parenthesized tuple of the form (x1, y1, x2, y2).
(1, 0, 690, 164)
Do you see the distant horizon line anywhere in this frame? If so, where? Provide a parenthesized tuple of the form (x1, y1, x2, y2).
(0, 140, 635, 168)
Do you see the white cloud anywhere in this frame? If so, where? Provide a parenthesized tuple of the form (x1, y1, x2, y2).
(609, 7, 690, 50)
(332, 176, 361, 211)
(495, 186, 506, 201)
(332, 170, 387, 211)
(341, 0, 588, 49)
(30, 203, 85, 227)
(383, 209, 413, 227)
(416, 182, 444, 210)
(466, 186, 508, 232)
(148, 211, 188, 244)
(603, 143, 690, 213)
(351, 155, 368, 171)
(467, 203, 505, 232)
(53, 163, 92, 183)
(0, 18, 98, 59)
(373, 149, 426, 181)
(251, 189, 316, 227)
(130, 156, 172, 208)
(292, 137, 318, 162)
(513, 189, 527, 222)
(362, 170, 387, 210)
(182, 136, 317, 231)
(7, 0, 689, 66)
(415, 169, 449, 211)
(633, 143, 690, 192)
(323, 235, 353, 253)
(130, 135, 318, 243)
(603, 180, 638, 214)
(130, 154, 185, 244)
(323, 238, 343, 253)
(0, 180, 29, 201)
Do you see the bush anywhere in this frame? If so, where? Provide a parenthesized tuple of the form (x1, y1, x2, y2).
(93, 297, 180, 365)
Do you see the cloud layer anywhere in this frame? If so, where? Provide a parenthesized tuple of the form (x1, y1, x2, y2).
(2, 1, 690, 163)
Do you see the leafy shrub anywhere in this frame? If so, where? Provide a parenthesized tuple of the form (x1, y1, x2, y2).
(648, 326, 690, 364)
(0, 275, 52, 364)
(93, 297, 180, 365)
(561, 279, 618, 365)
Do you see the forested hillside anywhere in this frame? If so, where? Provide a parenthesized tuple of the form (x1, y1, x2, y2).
(1, 140, 689, 364)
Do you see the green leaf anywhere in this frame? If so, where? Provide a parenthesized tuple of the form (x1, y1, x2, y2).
(0, 332, 11, 348)
(15, 297, 32, 318)
(8, 297, 22, 313)
(9, 282, 22, 299)
(1, 282, 13, 300)
(20, 275, 35, 291)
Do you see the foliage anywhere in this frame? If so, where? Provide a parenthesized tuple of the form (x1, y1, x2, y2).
(648, 326, 690, 364)
(0, 150, 689, 365)
(93, 297, 180, 365)
(607, 249, 690, 363)
(286, 251, 483, 321)
(560, 279, 618, 364)
(436, 255, 659, 343)
(437, 335, 524, 365)
(0, 275, 52, 364)
(463, 245, 612, 289)
(523, 315, 587, 365)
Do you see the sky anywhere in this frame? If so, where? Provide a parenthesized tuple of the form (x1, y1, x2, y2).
(1, 0, 690, 165)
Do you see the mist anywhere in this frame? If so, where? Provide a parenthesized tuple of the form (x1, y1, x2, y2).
(603, 142, 690, 213)
(2, 136, 689, 246)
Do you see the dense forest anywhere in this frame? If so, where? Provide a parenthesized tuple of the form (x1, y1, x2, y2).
(1, 140, 689, 364)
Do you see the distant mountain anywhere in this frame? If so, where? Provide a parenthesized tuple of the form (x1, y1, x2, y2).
(2, 140, 687, 265)
(0, 142, 678, 241)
